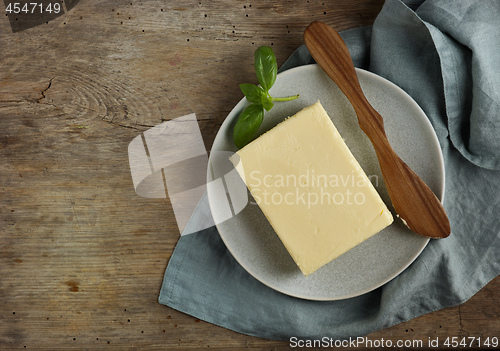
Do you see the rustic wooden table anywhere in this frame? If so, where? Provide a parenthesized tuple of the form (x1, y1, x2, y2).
(1, 0, 498, 350)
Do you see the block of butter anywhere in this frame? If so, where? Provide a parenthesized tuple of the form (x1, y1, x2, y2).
(230, 101, 393, 276)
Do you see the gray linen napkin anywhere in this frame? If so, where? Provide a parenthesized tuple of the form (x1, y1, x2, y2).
(159, 0, 500, 340)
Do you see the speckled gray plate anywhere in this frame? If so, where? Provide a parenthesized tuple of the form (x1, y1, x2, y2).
(207, 64, 445, 301)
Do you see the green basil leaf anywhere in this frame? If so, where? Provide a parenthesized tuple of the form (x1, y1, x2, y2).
(233, 104, 264, 148)
(261, 94, 274, 111)
(254, 46, 277, 92)
(239, 83, 265, 104)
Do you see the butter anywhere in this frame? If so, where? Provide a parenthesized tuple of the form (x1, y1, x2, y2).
(230, 101, 393, 276)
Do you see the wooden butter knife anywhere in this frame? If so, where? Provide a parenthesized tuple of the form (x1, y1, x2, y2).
(304, 21, 450, 239)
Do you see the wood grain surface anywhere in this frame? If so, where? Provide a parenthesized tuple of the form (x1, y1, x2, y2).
(0, 1, 498, 350)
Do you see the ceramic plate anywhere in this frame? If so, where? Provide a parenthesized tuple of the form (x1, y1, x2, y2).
(207, 64, 445, 301)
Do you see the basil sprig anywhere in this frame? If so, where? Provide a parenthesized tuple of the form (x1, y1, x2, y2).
(233, 46, 299, 148)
